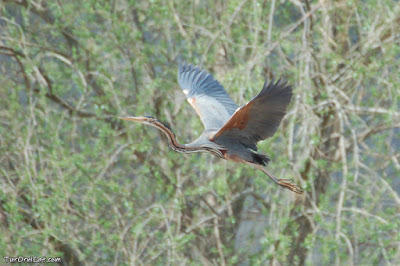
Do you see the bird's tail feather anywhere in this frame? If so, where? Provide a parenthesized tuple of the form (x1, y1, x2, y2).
(252, 153, 270, 166)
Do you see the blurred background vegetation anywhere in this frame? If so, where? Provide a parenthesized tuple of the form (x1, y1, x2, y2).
(1, 0, 399, 265)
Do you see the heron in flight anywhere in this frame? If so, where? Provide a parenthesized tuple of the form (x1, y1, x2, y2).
(121, 63, 302, 194)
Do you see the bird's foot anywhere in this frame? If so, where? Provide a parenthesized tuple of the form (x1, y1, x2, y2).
(278, 179, 303, 194)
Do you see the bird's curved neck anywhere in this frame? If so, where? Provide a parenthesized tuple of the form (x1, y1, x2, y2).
(149, 120, 223, 157)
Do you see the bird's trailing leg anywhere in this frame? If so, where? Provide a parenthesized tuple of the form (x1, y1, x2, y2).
(254, 165, 303, 194)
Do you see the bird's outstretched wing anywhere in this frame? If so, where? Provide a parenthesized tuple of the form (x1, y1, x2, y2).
(212, 79, 292, 148)
(178, 63, 238, 130)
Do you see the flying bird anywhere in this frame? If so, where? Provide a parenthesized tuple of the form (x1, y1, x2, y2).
(121, 63, 302, 194)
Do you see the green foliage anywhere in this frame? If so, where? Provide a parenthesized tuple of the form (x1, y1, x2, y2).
(0, 0, 399, 264)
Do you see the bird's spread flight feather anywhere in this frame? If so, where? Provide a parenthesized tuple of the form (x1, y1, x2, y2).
(213, 79, 293, 149)
(178, 63, 238, 130)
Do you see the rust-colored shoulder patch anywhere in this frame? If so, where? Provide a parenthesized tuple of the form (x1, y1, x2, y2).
(213, 101, 254, 139)
(187, 97, 202, 118)
(187, 97, 195, 104)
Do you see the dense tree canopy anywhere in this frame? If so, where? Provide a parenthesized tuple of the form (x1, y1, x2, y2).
(1, 0, 399, 265)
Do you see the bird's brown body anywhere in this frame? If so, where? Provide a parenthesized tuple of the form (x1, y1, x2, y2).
(121, 63, 302, 194)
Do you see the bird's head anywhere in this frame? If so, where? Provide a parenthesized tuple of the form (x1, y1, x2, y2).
(119, 116, 176, 137)
(119, 116, 158, 125)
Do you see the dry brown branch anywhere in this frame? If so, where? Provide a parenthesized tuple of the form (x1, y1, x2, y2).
(214, 217, 226, 266)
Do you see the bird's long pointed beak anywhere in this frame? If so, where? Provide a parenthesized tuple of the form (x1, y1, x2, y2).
(119, 116, 142, 122)
(119, 116, 156, 125)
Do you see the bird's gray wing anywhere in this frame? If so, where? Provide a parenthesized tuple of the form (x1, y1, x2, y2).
(212, 79, 293, 149)
(178, 63, 238, 130)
